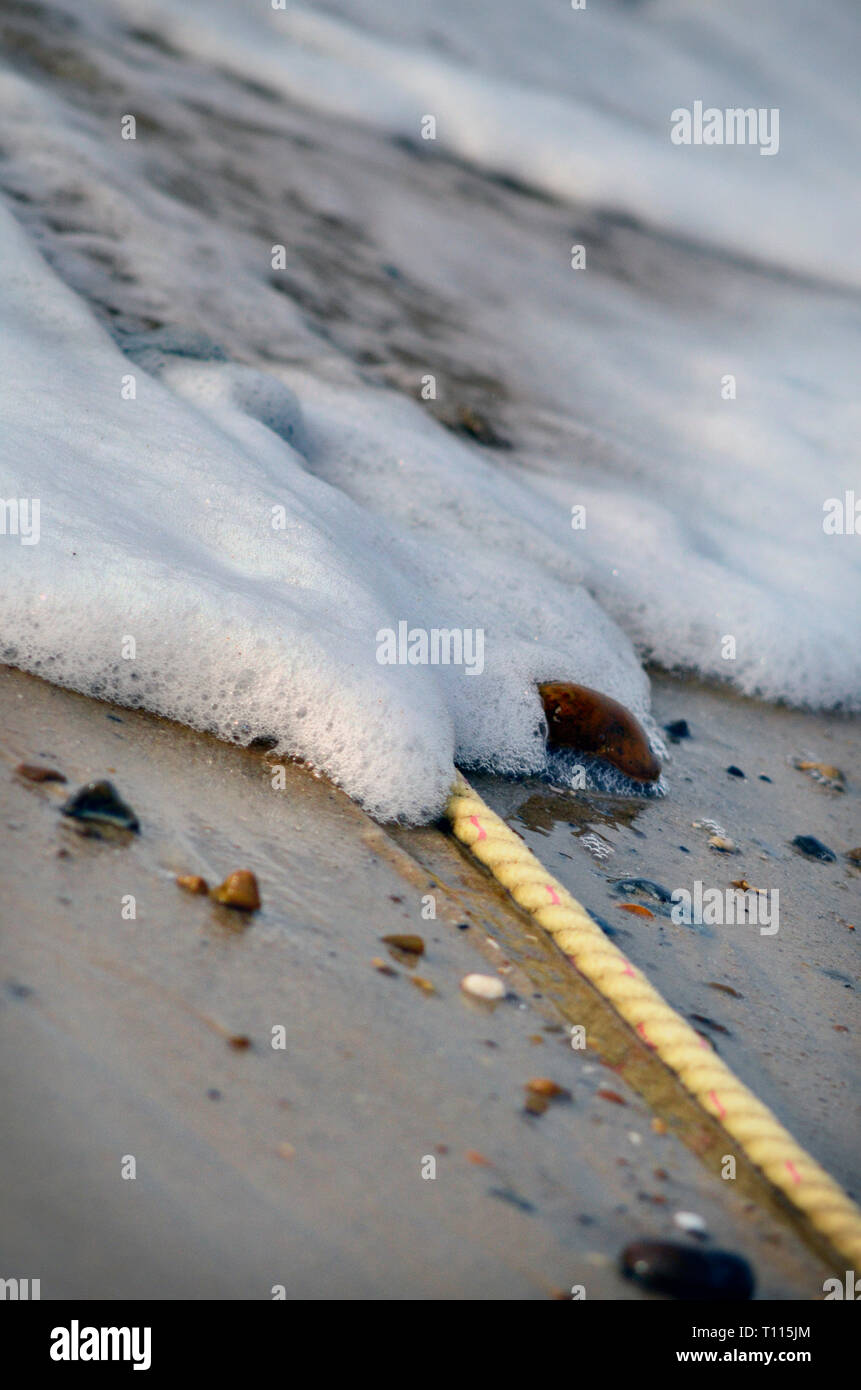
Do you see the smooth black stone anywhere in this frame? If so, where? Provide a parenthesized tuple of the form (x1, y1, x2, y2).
(61, 780, 140, 832)
(791, 835, 836, 863)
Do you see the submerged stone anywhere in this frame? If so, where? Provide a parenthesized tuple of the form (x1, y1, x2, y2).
(620, 1240, 754, 1300)
(61, 779, 139, 831)
(791, 835, 836, 863)
(538, 682, 661, 783)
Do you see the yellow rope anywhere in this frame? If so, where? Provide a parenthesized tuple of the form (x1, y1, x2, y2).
(447, 772, 861, 1265)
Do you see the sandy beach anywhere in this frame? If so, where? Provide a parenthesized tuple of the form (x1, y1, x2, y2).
(1, 664, 857, 1297)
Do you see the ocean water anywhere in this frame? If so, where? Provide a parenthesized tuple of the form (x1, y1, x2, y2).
(0, 0, 858, 821)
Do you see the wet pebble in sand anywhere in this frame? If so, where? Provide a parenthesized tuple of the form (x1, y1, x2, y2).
(620, 1241, 754, 1300)
(613, 877, 674, 904)
(381, 933, 425, 964)
(708, 835, 737, 854)
(212, 870, 261, 910)
(793, 759, 845, 792)
(371, 957, 398, 976)
(410, 975, 436, 995)
(847, 848, 861, 866)
(176, 874, 209, 895)
(62, 779, 140, 831)
(664, 719, 690, 740)
(460, 973, 505, 1002)
(524, 1077, 571, 1116)
(15, 762, 67, 783)
(707, 982, 744, 999)
(618, 903, 654, 919)
(726, 765, 745, 779)
(538, 682, 661, 782)
(791, 835, 837, 863)
(673, 1211, 708, 1238)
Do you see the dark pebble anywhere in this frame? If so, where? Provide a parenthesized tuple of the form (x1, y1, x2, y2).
(664, 720, 690, 739)
(620, 1241, 754, 1300)
(61, 780, 140, 832)
(791, 835, 836, 863)
(689, 1013, 731, 1036)
(6, 979, 34, 999)
(759, 774, 772, 783)
(15, 763, 67, 783)
(612, 877, 673, 903)
(726, 765, 745, 778)
(487, 1187, 535, 1214)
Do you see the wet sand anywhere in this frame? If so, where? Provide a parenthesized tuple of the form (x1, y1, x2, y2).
(1, 663, 857, 1298)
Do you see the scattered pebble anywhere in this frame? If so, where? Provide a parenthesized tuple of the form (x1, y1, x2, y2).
(466, 1150, 492, 1166)
(176, 874, 209, 895)
(371, 957, 398, 976)
(596, 1088, 627, 1105)
(212, 870, 261, 910)
(613, 877, 673, 906)
(381, 933, 425, 962)
(628, 1131, 643, 1146)
(526, 1077, 569, 1099)
(460, 973, 505, 1002)
(15, 762, 66, 783)
(620, 1241, 754, 1300)
(791, 835, 836, 863)
(487, 1187, 535, 1214)
(726, 765, 745, 778)
(759, 774, 772, 782)
(664, 719, 690, 740)
(651, 1117, 667, 1134)
(708, 835, 736, 854)
(793, 759, 845, 792)
(674, 1210, 708, 1237)
(62, 779, 139, 832)
(277, 1141, 295, 1160)
(618, 903, 654, 918)
(228, 1034, 252, 1050)
(707, 982, 744, 999)
(846, 848, 861, 865)
(538, 681, 662, 782)
(410, 975, 436, 995)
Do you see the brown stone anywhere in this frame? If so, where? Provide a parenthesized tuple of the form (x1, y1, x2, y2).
(176, 874, 209, 895)
(15, 763, 67, 783)
(212, 870, 261, 911)
(538, 682, 661, 782)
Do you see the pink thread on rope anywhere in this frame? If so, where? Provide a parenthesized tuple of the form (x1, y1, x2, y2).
(709, 1090, 727, 1120)
(637, 1022, 656, 1049)
(545, 885, 561, 905)
(786, 1161, 801, 1184)
(468, 815, 486, 841)
(621, 960, 636, 978)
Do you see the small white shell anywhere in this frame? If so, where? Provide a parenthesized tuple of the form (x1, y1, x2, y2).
(674, 1210, 708, 1235)
(460, 973, 505, 1001)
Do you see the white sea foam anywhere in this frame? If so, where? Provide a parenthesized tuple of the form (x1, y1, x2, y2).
(87, 0, 861, 287)
(0, 2, 859, 822)
(0, 202, 653, 819)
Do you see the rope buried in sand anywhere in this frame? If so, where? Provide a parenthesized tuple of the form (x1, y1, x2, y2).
(446, 772, 861, 1266)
